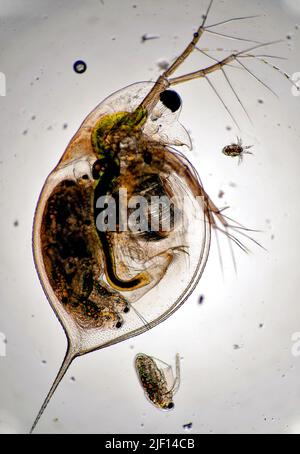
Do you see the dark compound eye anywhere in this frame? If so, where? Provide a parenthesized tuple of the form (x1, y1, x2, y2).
(159, 90, 182, 113)
(115, 321, 122, 329)
(167, 402, 174, 410)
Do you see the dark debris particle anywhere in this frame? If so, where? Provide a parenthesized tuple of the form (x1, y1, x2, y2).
(218, 190, 225, 199)
(157, 59, 169, 71)
(13, 220, 19, 227)
(233, 344, 242, 350)
(226, 126, 232, 131)
(73, 60, 87, 74)
(259, 323, 264, 329)
(22, 130, 28, 135)
(258, 99, 264, 104)
(199, 295, 205, 305)
(70, 376, 76, 382)
(141, 34, 159, 43)
(62, 123, 68, 130)
(183, 422, 193, 430)
(42, 360, 47, 364)
(53, 418, 59, 423)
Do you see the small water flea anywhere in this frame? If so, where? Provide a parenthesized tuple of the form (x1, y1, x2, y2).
(222, 137, 253, 164)
(73, 60, 87, 74)
(135, 353, 180, 410)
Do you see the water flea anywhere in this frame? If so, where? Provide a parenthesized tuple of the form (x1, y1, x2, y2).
(222, 137, 253, 164)
(135, 353, 180, 410)
(73, 60, 87, 74)
(30, 1, 292, 432)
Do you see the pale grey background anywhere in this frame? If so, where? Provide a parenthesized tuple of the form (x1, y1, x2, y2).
(0, 0, 300, 434)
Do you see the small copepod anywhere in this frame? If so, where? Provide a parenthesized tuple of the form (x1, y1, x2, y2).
(135, 353, 180, 410)
(222, 137, 253, 164)
(31, 0, 294, 433)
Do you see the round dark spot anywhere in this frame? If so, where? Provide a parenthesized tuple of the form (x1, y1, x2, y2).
(143, 151, 152, 165)
(62, 297, 68, 304)
(92, 160, 104, 180)
(159, 90, 182, 113)
(84, 219, 91, 226)
(167, 402, 174, 410)
(73, 60, 87, 74)
(116, 321, 122, 329)
(124, 306, 130, 313)
(81, 174, 89, 180)
(193, 32, 199, 38)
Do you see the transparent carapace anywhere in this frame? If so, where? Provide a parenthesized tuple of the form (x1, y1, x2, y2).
(135, 353, 180, 410)
(31, 0, 294, 433)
